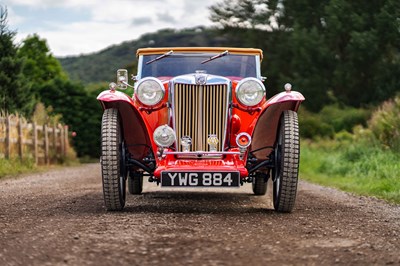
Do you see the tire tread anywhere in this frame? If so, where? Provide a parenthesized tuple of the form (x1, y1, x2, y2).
(101, 108, 125, 211)
(274, 110, 300, 213)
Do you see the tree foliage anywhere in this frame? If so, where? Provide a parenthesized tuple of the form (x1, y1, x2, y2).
(18, 34, 67, 89)
(368, 96, 400, 152)
(36, 77, 102, 157)
(210, 0, 400, 111)
(0, 6, 34, 116)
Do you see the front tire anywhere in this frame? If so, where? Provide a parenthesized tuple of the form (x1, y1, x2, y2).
(101, 108, 126, 211)
(272, 110, 300, 213)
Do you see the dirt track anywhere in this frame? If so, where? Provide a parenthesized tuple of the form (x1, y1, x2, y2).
(0, 164, 399, 265)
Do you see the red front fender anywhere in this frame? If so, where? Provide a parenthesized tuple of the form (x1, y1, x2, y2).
(97, 90, 155, 160)
(97, 90, 134, 105)
(264, 91, 305, 109)
(249, 91, 305, 160)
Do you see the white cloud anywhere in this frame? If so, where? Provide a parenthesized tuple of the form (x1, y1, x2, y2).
(26, 21, 150, 56)
(3, 0, 216, 56)
(132, 16, 153, 26)
(4, 6, 26, 26)
(5, 0, 98, 8)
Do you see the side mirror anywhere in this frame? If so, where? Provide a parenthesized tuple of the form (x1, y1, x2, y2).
(117, 69, 128, 90)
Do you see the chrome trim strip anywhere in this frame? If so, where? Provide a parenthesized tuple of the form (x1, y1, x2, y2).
(198, 85, 203, 150)
(223, 81, 232, 150)
(136, 56, 144, 80)
(168, 80, 173, 129)
(171, 81, 177, 150)
(255, 55, 261, 80)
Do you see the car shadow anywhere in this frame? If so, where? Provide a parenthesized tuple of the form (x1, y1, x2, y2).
(59, 189, 276, 216)
(122, 190, 275, 215)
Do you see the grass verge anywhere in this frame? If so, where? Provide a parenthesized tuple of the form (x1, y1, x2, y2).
(300, 139, 400, 204)
(0, 157, 81, 180)
(0, 158, 38, 179)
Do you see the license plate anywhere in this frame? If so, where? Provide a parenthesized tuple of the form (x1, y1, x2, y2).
(161, 172, 240, 187)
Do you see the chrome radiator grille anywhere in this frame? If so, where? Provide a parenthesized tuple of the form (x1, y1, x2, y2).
(173, 83, 229, 152)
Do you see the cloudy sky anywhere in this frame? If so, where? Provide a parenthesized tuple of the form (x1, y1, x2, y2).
(1, 0, 216, 57)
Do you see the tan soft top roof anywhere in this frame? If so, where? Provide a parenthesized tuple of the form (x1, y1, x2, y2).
(136, 47, 263, 60)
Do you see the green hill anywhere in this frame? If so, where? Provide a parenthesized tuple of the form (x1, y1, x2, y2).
(58, 27, 228, 84)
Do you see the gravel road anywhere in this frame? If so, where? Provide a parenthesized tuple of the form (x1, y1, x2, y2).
(0, 164, 399, 265)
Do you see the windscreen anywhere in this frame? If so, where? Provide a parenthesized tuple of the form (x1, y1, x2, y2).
(140, 53, 258, 78)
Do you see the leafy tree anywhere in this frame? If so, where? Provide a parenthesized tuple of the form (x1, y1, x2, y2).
(0, 6, 34, 115)
(15, 33, 102, 157)
(277, 0, 330, 30)
(18, 34, 67, 94)
(36, 77, 102, 157)
(210, 0, 400, 110)
(322, 0, 400, 107)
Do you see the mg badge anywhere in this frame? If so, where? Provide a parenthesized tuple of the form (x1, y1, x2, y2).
(195, 71, 207, 85)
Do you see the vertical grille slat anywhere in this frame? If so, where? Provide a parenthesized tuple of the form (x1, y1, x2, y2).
(173, 83, 228, 152)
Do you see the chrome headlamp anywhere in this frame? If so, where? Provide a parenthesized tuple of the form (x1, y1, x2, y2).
(236, 77, 265, 106)
(135, 77, 165, 106)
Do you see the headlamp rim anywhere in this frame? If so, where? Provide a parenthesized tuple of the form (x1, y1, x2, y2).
(236, 77, 266, 107)
(134, 77, 165, 106)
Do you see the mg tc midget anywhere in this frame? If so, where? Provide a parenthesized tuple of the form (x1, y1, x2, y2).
(97, 47, 305, 212)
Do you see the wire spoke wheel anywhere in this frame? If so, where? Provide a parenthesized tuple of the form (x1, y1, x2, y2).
(272, 110, 300, 213)
(101, 108, 127, 211)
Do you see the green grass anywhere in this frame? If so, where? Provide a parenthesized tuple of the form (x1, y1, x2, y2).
(0, 158, 81, 180)
(0, 158, 39, 179)
(300, 139, 400, 203)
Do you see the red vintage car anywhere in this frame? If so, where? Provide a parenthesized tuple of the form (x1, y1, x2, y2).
(97, 47, 305, 212)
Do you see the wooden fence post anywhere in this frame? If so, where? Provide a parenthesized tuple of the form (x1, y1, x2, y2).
(33, 122, 38, 165)
(5, 115, 10, 159)
(64, 125, 69, 156)
(18, 117, 23, 160)
(52, 124, 56, 161)
(44, 124, 49, 165)
(60, 124, 65, 157)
